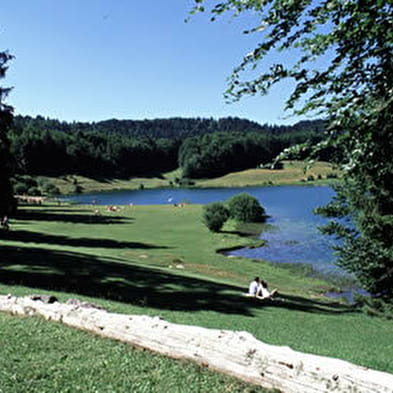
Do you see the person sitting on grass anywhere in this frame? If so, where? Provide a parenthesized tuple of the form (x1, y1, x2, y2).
(259, 280, 278, 300)
(248, 276, 261, 296)
(247, 277, 278, 300)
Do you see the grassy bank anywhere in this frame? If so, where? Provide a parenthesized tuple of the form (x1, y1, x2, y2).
(0, 313, 270, 393)
(1, 203, 392, 391)
(40, 161, 340, 195)
(196, 161, 340, 188)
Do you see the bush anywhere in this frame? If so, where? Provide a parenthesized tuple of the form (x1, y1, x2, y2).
(73, 185, 83, 194)
(227, 193, 266, 222)
(326, 172, 338, 179)
(271, 161, 284, 170)
(27, 187, 41, 196)
(203, 202, 230, 232)
(179, 178, 195, 187)
(42, 183, 60, 196)
(13, 183, 28, 195)
(18, 175, 37, 188)
(355, 295, 393, 320)
(12, 175, 38, 194)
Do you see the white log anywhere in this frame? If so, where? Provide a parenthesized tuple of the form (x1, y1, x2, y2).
(1, 294, 392, 393)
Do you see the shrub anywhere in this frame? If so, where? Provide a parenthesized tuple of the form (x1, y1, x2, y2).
(13, 175, 38, 195)
(27, 187, 41, 196)
(14, 183, 28, 195)
(73, 185, 83, 194)
(355, 295, 393, 320)
(42, 183, 60, 196)
(271, 161, 284, 170)
(179, 178, 195, 186)
(227, 193, 266, 222)
(307, 175, 315, 181)
(203, 202, 230, 232)
(18, 175, 37, 188)
(326, 172, 338, 179)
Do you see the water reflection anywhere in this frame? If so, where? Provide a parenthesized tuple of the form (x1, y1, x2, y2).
(227, 186, 340, 274)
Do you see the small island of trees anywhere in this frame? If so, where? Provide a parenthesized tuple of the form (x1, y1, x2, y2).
(203, 193, 266, 232)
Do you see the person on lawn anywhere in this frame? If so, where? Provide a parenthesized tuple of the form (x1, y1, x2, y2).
(248, 277, 278, 300)
(259, 280, 278, 299)
(248, 277, 261, 296)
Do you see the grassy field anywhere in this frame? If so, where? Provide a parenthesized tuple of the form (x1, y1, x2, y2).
(41, 161, 340, 195)
(42, 174, 171, 195)
(195, 161, 340, 188)
(1, 203, 392, 392)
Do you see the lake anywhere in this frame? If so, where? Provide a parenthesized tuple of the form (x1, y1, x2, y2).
(65, 185, 341, 274)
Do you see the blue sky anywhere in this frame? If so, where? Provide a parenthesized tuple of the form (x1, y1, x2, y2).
(1, 0, 307, 125)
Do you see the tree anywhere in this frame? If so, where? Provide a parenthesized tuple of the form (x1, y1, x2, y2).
(203, 202, 230, 232)
(0, 51, 15, 216)
(192, 1, 393, 299)
(227, 193, 266, 223)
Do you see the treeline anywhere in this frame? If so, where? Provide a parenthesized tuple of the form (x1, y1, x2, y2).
(13, 115, 325, 139)
(9, 129, 179, 178)
(10, 115, 328, 179)
(178, 131, 327, 178)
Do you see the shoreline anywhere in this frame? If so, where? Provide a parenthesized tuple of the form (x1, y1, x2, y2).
(32, 160, 341, 196)
(58, 180, 338, 200)
(220, 245, 358, 300)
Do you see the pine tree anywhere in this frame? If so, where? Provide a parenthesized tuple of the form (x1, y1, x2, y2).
(0, 51, 15, 216)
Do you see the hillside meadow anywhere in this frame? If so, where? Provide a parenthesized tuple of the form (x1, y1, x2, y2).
(196, 161, 339, 188)
(1, 202, 392, 392)
(40, 161, 340, 195)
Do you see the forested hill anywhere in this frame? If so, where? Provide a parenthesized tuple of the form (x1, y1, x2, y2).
(13, 115, 325, 139)
(9, 115, 329, 181)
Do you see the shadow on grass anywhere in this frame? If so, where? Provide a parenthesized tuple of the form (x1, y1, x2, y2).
(14, 209, 131, 225)
(35, 208, 94, 213)
(87, 170, 166, 182)
(0, 230, 167, 250)
(0, 246, 252, 315)
(220, 222, 270, 239)
(0, 246, 354, 316)
(271, 293, 354, 314)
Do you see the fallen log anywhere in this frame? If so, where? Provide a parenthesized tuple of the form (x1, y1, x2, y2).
(0, 294, 392, 393)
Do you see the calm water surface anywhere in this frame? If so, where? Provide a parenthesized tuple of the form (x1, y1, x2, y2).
(65, 186, 339, 273)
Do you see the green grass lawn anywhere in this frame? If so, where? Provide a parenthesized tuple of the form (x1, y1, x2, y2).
(0, 203, 392, 392)
(0, 313, 271, 393)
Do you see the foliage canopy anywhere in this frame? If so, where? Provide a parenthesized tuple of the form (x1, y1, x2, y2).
(193, 0, 393, 299)
(227, 193, 266, 223)
(10, 115, 325, 181)
(202, 202, 230, 232)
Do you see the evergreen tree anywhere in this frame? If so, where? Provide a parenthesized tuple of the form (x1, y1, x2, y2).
(0, 51, 15, 216)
